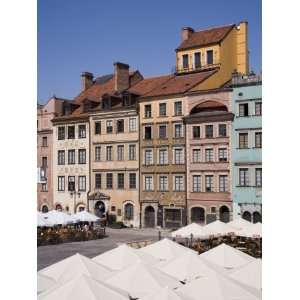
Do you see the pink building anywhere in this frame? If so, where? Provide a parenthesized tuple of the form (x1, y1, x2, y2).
(37, 97, 64, 212)
(184, 89, 233, 224)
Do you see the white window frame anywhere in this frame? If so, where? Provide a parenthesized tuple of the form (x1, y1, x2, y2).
(158, 175, 168, 191)
(129, 118, 137, 132)
(173, 174, 184, 192)
(219, 175, 228, 192)
(144, 175, 153, 191)
(174, 123, 183, 138)
(117, 145, 125, 161)
(158, 148, 168, 165)
(144, 148, 153, 165)
(173, 147, 184, 165)
(192, 148, 201, 163)
(193, 175, 201, 192)
(205, 148, 214, 162)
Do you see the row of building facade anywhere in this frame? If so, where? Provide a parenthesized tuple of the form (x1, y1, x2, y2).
(37, 21, 262, 228)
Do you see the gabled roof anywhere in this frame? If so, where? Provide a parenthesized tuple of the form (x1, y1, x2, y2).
(176, 24, 235, 51)
(143, 69, 217, 98)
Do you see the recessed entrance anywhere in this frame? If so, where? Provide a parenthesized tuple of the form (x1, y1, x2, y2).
(191, 207, 205, 224)
(219, 206, 230, 223)
(95, 201, 105, 218)
(144, 206, 155, 228)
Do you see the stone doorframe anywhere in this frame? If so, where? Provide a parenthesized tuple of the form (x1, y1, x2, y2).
(141, 202, 158, 228)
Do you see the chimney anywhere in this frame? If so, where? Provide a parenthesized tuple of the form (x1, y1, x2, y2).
(181, 27, 194, 41)
(80, 72, 94, 91)
(114, 62, 130, 92)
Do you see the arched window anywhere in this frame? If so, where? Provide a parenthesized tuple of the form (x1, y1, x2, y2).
(219, 206, 230, 223)
(253, 211, 262, 223)
(41, 205, 48, 213)
(242, 211, 252, 222)
(55, 204, 62, 211)
(124, 203, 134, 220)
(79, 206, 85, 212)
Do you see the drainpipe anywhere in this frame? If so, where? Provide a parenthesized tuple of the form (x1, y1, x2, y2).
(87, 118, 91, 212)
(184, 118, 188, 226)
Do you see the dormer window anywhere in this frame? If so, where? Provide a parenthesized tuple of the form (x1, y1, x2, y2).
(102, 97, 111, 110)
(194, 52, 201, 69)
(206, 50, 213, 65)
(122, 95, 130, 106)
(182, 54, 189, 69)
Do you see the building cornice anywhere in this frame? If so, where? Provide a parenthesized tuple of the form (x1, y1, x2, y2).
(184, 112, 234, 124)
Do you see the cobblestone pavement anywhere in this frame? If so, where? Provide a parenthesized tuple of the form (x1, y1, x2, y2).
(37, 227, 171, 271)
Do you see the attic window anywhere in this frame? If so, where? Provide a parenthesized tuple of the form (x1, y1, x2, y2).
(122, 95, 130, 106)
(102, 98, 111, 110)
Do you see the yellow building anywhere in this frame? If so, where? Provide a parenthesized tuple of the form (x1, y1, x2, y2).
(176, 22, 249, 90)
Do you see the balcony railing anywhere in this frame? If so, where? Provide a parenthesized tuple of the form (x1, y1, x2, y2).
(175, 63, 221, 74)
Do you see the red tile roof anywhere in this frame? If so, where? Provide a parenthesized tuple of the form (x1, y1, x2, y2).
(176, 24, 235, 51)
(143, 69, 217, 98)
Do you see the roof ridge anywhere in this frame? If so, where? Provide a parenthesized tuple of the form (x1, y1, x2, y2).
(193, 23, 235, 34)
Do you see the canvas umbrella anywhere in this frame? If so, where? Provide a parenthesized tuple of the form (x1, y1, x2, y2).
(227, 218, 252, 231)
(43, 210, 75, 225)
(140, 286, 195, 300)
(93, 244, 158, 270)
(37, 212, 53, 227)
(139, 238, 196, 261)
(38, 253, 112, 282)
(73, 211, 100, 223)
(37, 273, 56, 294)
(158, 250, 217, 283)
(229, 259, 262, 290)
(171, 223, 206, 238)
(178, 272, 260, 300)
(237, 222, 262, 238)
(38, 274, 130, 300)
(200, 220, 235, 238)
(105, 260, 182, 299)
(200, 243, 256, 270)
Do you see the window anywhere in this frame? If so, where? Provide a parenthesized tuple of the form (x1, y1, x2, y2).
(106, 120, 113, 134)
(193, 175, 201, 192)
(78, 176, 86, 191)
(78, 149, 86, 164)
(106, 146, 113, 161)
(174, 148, 184, 164)
(159, 175, 168, 191)
(95, 173, 101, 189)
(117, 173, 124, 189)
(95, 122, 101, 135)
(129, 145, 136, 160)
(159, 103, 167, 116)
(117, 119, 124, 133)
(174, 175, 184, 191)
(239, 103, 249, 117)
(174, 101, 182, 116)
(68, 126, 75, 139)
(239, 168, 249, 186)
(174, 123, 183, 138)
(144, 149, 153, 165)
(205, 175, 213, 192)
(255, 132, 262, 148)
(68, 150, 75, 164)
(158, 148, 168, 165)
(106, 173, 113, 189)
(124, 203, 134, 220)
(239, 133, 248, 148)
(218, 148, 227, 162)
(211, 207, 216, 213)
(42, 137, 47, 147)
(219, 175, 228, 192)
(205, 125, 213, 138)
(158, 124, 167, 139)
(129, 173, 136, 189)
(182, 54, 189, 69)
(205, 149, 214, 162)
(58, 126, 65, 140)
(95, 146, 101, 161)
(78, 125, 86, 138)
(194, 52, 201, 68)
(144, 105, 152, 118)
(58, 150, 65, 165)
(255, 102, 262, 116)
(41, 183, 47, 192)
(206, 50, 213, 65)
(129, 118, 137, 132)
(193, 149, 201, 163)
(144, 176, 153, 191)
(68, 176, 75, 191)
(256, 168, 262, 187)
(193, 126, 200, 138)
(42, 157, 47, 168)
(123, 95, 130, 106)
(58, 176, 65, 191)
(219, 124, 227, 137)
(144, 126, 152, 140)
(102, 98, 111, 109)
(117, 145, 124, 160)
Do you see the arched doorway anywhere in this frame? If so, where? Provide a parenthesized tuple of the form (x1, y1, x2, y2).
(190, 207, 205, 224)
(219, 206, 230, 223)
(41, 205, 48, 213)
(124, 203, 134, 221)
(95, 201, 105, 218)
(55, 204, 62, 211)
(242, 211, 252, 222)
(144, 206, 155, 228)
(253, 211, 262, 223)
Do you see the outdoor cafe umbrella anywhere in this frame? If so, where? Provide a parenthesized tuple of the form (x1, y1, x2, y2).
(43, 210, 76, 226)
(227, 218, 252, 231)
(93, 244, 158, 271)
(236, 222, 262, 238)
(201, 220, 236, 238)
(73, 211, 100, 223)
(37, 273, 56, 294)
(140, 286, 195, 300)
(38, 274, 130, 300)
(171, 223, 206, 238)
(37, 212, 53, 227)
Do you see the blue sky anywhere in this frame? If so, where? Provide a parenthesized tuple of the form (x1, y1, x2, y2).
(38, 0, 261, 103)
